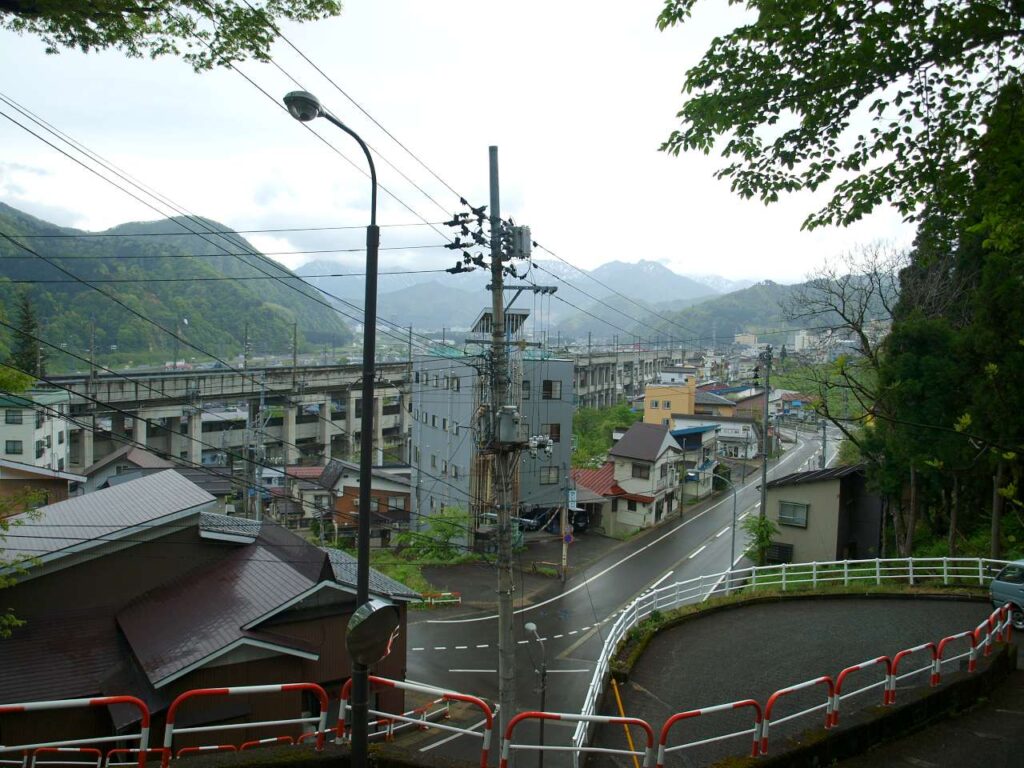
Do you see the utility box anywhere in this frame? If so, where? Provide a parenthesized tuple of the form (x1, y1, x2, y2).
(497, 406, 527, 445)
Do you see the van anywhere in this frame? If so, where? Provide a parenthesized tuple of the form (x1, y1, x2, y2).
(989, 559, 1024, 630)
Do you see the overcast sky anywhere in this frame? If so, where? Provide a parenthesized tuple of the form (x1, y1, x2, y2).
(0, 1, 912, 284)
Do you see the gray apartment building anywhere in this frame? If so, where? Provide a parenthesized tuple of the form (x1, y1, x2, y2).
(410, 348, 574, 546)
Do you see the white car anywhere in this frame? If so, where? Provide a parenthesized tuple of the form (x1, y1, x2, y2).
(990, 559, 1024, 630)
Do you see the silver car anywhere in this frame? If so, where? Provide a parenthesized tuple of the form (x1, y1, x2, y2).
(990, 559, 1024, 630)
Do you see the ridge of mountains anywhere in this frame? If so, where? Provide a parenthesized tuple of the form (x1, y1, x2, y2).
(0, 203, 351, 365)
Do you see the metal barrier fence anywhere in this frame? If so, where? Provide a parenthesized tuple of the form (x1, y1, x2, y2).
(421, 592, 462, 607)
(571, 557, 1013, 760)
(337, 676, 493, 768)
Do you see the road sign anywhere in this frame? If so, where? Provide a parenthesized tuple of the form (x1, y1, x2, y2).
(567, 489, 577, 508)
(563, 533, 574, 544)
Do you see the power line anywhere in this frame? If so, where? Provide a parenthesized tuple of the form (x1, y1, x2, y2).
(7, 222, 448, 238)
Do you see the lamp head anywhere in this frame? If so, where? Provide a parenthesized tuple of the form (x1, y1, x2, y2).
(524, 622, 537, 634)
(283, 91, 323, 122)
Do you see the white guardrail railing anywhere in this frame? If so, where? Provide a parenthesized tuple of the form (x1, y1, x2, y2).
(570, 556, 1013, 761)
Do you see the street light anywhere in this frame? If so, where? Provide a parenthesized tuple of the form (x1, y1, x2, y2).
(284, 89, 379, 768)
(523, 622, 548, 768)
(687, 468, 739, 593)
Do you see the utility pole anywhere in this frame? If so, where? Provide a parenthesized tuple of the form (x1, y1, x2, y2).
(757, 345, 773, 520)
(489, 146, 517, 739)
(820, 419, 827, 469)
(243, 322, 250, 370)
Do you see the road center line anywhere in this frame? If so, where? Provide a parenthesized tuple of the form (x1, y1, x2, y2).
(715, 527, 729, 538)
(648, 571, 673, 590)
(689, 544, 707, 559)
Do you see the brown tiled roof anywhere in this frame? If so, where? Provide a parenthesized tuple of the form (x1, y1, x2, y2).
(117, 523, 329, 687)
(572, 463, 616, 496)
(83, 445, 173, 476)
(608, 422, 672, 462)
(284, 465, 325, 481)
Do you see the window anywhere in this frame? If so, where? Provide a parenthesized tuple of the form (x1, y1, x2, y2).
(662, 400, 671, 409)
(522, 380, 531, 400)
(442, 460, 448, 476)
(58, 458, 64, 471)
(631, 462, 650, 479)
(414, 371, 420, 383)
(431, 454, 437, 469)
(541, 423, 561, 443)
(452, 464, 459, 479)
(35, 440, 44, 459)
(413, 409, 419, 420)
(451, 377, 460, 392)
(662, 418, 670, 427)
(422, 411, 428, 423)
(58, 431, 64, 444)
(540, 466, 559, 485)
(996, 564, 1024, 584)
(778, 501, 809, 528)
(542, 380, 562, 400)
(627, 499, 637, 512)
(388, 496, 406, 511)
(5, 410, 22, 425)
(650, 400, 658, 409)
(431, 415, 438, 428)
(660, 463, 669, 479)
(414, 446, 420, 464)
(5, 440, 23, 455)
(45, 435, 52, 448)
(442, 418, 448, 432)
(611, 499, 619, 512)
(35, 412, 44, 429)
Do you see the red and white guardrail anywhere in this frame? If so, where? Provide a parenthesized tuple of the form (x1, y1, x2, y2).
(502, 712, 655, 768)
(760, 676, 835, 755)
(831, 656, 892, 726)
(338, 676, 493, 768)
(160, 683, 328, 768)
(28, 747, 102, 767)
(656, 699, 762, 766)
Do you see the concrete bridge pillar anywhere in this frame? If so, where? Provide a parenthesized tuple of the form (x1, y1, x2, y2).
(283, 404, 298, 465)
(167, 416, 182, 459)
(187, 412, 202, 466)
(374, 393, 384, 466)
(133, 413, 148, 448)
(80, 416, 94, 469)
(345, 388, 358, 460)
(318, 395, 333, 464)
(111, 413, 126, 442)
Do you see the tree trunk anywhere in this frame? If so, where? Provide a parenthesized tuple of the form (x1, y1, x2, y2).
(992, 462, 1005, 559)
(947, 477, 959, 558)
(905, 465, 918, 556)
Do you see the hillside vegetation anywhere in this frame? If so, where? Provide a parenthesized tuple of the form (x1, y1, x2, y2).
(0, 203, 351, 368)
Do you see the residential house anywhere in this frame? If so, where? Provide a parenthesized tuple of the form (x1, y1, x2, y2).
(0, 390, 72, 473)
(0, 470, 418, 750)
(694, 391, 737, 417)
(671, 425, 719, 500)
(80, 444, 174, 493)
(606, 422, 682, 530)
(0, 457, 85, 512)
(319, 459, 412, 546)
(764, 464, 883, 563)
(271, 465, 333, 529)
(671, 414, 760, 460)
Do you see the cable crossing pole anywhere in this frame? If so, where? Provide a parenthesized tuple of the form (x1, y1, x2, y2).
(488, 146, 518, 739)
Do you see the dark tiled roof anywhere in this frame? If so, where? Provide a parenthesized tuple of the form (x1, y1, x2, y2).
(1, 471, 214, 567)
(173, 467, 235, 497)
(117, 524, 326, 687)
(199, 512, 261, 540)
(766, 464, 865, 489)
(322, 547, 421, 602)
(83, 445, 173, 476)
(609, 422, 672, 462)
(695, 391, 735, 407)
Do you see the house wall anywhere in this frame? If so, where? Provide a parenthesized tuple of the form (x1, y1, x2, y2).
(0, 477, 71, 511)
(643, 383, 695, 425)
(0, 394, 72, 473)
(767, 480, 842, 563)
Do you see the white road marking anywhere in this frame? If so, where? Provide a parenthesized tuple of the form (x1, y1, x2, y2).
(475, 644, 489, 648)
(689, 545, 707, 559)
(648, 571, 673, 590)
(553, 634, 564, 639)
(517, 639, 529, 644)
(716, 527, 729, 538)
(568, 630, 578, 635)
(546, 669, 590, 674)
(412, 647, 425, 652)
(448, 669, 496, 673)
(433, 646, 446, 651)
(454, 645, 468, 650)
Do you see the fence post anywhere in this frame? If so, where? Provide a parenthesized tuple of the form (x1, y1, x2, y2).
(875, 558, 881, 585)
(978, 559, 984, 585)
(811, 562, 818, 589)
(782, 563, 788, 592)
(942, 558, 949, 585)
(908, 559, 915, 586)
(843, 561, 849, 587)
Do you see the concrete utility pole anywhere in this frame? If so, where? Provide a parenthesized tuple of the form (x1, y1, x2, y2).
(758, 345, 773, 520)
(489, 146, 517, 737)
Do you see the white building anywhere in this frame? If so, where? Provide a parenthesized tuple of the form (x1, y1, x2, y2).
(0, 390, 72, 473)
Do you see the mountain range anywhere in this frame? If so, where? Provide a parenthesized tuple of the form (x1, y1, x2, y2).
(0, 203, 351, 366)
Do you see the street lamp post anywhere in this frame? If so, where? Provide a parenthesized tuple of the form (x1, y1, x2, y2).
(283, 90, 379, 768)
(523, 622, 548, 768)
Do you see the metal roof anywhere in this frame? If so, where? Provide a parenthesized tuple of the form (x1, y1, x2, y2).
(608, 422, 675, 462)
(766, 464, 865, 489)
(0, 470, 215, 570)
(199, 512, 261, 541)
(695, 391, 735, 407)
(322, 547, 421, 602)
(83, 445, 174, 476)
(0, 456, 86, 482)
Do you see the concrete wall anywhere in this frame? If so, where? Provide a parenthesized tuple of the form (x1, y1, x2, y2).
(767, 480, 842, 563)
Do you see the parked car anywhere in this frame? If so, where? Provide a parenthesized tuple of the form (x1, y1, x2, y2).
(989, 559, 1024, 630)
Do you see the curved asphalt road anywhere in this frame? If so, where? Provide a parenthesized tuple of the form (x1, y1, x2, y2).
(404, 435, 833, 761)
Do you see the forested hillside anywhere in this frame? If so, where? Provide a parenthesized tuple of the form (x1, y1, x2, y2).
(0, 203, 351, 366)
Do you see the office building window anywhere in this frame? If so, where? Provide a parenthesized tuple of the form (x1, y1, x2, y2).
(631, 462, 650, 479)
(431, 415, 438, 428)
(58, 431, 65, 444)
(452, 465, 459, 479)
(5, 440, 23, 455)
(541, 423, 561, 443)
(540, 466, 559, 485)
(442, 460, 448, 476)
(451, 377, 460, 392)
(778, 501, 809, 528)
(522, 380, 530, 400)
(431, 454, 437, 469)
(5, 410, 22, 425)
(442, 418, 448, 432)
(542, 380, 562, 400)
